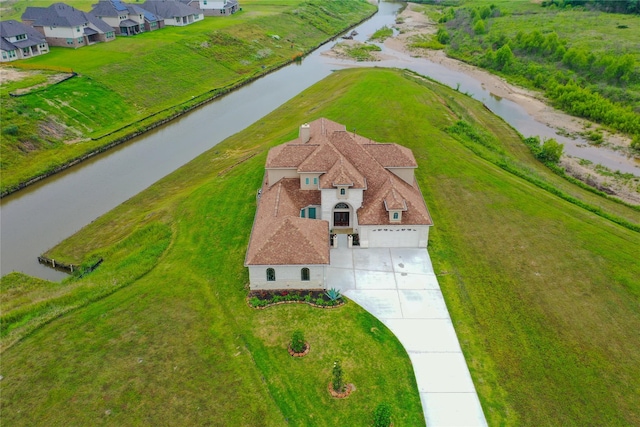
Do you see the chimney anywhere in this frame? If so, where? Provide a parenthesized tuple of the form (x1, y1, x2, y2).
(300, 123, 310, 143)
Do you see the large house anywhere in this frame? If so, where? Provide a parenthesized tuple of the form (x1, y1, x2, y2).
(91, 0, 164, 36)
(0, 20, 49, 62)
(180, 0, 239, 16)
(245, 118, 433, 290)
(22, 2, 115, 48)
(142, 0, 203, 26)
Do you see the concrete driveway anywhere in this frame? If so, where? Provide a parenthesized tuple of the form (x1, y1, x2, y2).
(328, 235, 487, 427)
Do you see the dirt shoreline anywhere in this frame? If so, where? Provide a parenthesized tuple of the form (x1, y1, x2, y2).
(323, 3, 638, 204)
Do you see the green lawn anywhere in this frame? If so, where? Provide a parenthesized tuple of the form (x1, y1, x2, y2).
(2, 68, 639, 426)
(0, 0, 375, 194)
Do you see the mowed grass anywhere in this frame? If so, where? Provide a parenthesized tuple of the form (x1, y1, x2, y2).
(2, 68, 640, 426)
(0, 0, 375, 193)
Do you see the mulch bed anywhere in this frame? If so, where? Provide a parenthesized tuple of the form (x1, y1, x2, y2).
(247, 289, 346, 309)
(328, 382, 355, 398)
(288, 343, 310, 357)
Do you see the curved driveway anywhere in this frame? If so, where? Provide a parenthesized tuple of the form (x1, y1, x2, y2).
(328, 235, 487, 427)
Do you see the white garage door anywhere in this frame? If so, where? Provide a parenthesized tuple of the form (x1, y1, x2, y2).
(368, 228, 420, 248)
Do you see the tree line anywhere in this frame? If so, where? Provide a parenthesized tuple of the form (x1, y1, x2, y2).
(542, 0, 640, 14)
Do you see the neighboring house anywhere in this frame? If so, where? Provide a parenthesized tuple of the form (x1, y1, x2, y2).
(91, 0, 164, 35)
(142, 0, 203, 26)
(22, 2, 115, 48)
(180, 0, 239, 16)
(245, 118, 433, 290)
(0, 20, 49, 62)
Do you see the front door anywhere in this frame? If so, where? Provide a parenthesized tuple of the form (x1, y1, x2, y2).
(334, 212, 349, 227)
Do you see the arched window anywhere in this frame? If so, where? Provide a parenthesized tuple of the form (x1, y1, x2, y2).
(393, 212, 399, 220)
(266, 268, 275, 281)
(335, 202, 349, 209)
(301, 268, 310, 281)
(340, 188, 346, 195)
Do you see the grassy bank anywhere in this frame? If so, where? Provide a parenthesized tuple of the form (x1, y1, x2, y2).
(2, 68, 639, 425)
(0, 0, 375, 194)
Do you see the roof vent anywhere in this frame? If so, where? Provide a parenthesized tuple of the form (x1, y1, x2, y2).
(300, 123, 310, 143)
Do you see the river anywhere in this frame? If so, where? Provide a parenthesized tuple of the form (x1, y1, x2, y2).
(1, 1, 637, 281)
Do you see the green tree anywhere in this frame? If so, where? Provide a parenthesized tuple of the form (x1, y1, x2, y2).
(332, 360, 345, 392)
(474, 19, 486, 34)
(436, 28, 450, 44)
(537, 138, 564, 163)
(495, 44, 515, 69)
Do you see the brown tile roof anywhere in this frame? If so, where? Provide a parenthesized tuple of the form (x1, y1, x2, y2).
(245, 178, 328, 266)
(364, 143, 418, 168)
(247, 118, 432, 266)
(358, 175, 432, 226)
(266, 144, 318, 168)
(298, 143, 340, 172)
(320, 156, 366, 189)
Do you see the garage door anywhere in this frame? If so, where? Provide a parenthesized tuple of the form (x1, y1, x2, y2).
(368, 228, 420, 248)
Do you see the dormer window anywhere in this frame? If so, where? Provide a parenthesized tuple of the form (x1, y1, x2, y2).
(337, 186, 348, 198)
(340, 188, 345, 195)
(389, 210, 402, 223)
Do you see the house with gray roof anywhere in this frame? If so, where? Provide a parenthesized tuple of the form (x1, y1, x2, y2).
(91, 0, 164, 35)
(245, 118, 433, 290)
(22, 2, 115, 48)
(180, 0, 239, 16)
(142, 0, 203, 26)
(1, 20, 50, 62)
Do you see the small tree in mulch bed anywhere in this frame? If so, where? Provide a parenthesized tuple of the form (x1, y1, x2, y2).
(373, 403, 392, 427)
(332, 360, 345, 393)
(290, 330, 306, 353)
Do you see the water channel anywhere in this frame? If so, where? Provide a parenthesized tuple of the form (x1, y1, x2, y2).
(1, 1, 637, 281)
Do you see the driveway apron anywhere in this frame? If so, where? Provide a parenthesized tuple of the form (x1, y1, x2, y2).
(328, 234, 488, 427)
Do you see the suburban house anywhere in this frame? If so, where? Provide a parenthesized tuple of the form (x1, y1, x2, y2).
(91, 0, 164, 35)
(180, 0, 239, 16)
(142, 0, 203, 26)
(0, 20, 50, 62)
(245, 118, 433, 290)
(22, 3, 115, 48)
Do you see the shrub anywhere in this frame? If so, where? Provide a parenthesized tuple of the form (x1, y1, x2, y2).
(373, 403, 392, 427)
(538, 138, 564, 163)
(436, 28, 450, 44)
(290, 330, 306, 353)
(315, 297, 325, 306)
(325, 287, 341, 301)
(332, 360, 345, 392)
(631, 134, 640, 152)
(474, 19, 486, 35)
(2, 125, 18, 136)
(304, 293, 312, 303)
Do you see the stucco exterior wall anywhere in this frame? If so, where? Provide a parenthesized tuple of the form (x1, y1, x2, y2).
(321, 188, 363, 229)
(267, 168, 297, 184)
(300, 173, 320, 190)
(359, 225, 430, 248)
(387, 167, 415, 185)
(249, 265, 326, 290)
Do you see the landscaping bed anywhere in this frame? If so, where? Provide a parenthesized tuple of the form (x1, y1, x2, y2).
(247, 289, 345, 309)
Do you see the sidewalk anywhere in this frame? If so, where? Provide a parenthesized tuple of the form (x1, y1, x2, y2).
(328, 235, 487, 427)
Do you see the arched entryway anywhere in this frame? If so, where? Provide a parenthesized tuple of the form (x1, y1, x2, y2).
(333, 202, 352, 228)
